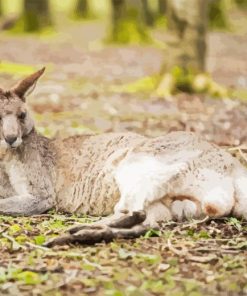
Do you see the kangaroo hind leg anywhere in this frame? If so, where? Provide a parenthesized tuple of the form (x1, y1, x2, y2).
(114, 154, 188, 214)
(200, 173, 235, 218)
(45, 154, 188, 246)
(233, 167, 247, 219)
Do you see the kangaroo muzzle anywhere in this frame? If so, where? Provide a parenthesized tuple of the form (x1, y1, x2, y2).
(2, 115, 22, 148)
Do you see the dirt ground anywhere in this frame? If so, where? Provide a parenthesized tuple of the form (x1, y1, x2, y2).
(0, 17, 247, 296)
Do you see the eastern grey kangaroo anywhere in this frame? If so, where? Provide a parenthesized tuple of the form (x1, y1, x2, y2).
(0, 69, 246, 246)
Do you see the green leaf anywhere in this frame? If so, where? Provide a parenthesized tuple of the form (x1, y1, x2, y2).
(144, 229, 161, 238)
(227, 217, 242, 231)
(9, 224, 21, 235)
(17, 271, 42, 285)
(0, 61, 36, 75)
(34, 235, 46, 245)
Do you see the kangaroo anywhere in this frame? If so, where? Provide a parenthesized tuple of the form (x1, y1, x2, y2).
(0, 68, 247, 246)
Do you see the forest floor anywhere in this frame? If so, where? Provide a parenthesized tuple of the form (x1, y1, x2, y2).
(0, 17, 247, 296)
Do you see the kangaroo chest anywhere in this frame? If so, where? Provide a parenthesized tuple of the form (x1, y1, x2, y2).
(4, 158, 30, 196)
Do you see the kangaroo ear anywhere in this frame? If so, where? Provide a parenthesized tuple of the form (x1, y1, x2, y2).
(12, 67, 45, 100)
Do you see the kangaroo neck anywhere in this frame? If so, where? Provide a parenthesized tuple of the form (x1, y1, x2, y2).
(1, 129, 52, 162)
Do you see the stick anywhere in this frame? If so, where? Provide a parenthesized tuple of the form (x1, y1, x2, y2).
(2, 232, 26, 250)
(26, 242, 50, 251)
(181, 216, 209, 229)
(167, 238, 187, 256)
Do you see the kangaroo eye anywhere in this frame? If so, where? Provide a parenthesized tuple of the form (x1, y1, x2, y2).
(18, 112, 26, 120)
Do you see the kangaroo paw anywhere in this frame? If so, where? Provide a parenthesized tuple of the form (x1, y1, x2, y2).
(44, 225, 114, 247)
(68, 210, 146, 234)
(44, 212, 149, 247)
(68, 223, 105, 235)
(44, 234, 77, 247)
(108, 211, 146, 228)
(112, 224, 149, 239)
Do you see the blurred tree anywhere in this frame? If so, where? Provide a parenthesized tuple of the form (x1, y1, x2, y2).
(208, 0, 228, 29)
(74, 0, 90, 19)
(164, 0, 207, 72)
(158, 0, 167, 15)
(109, 0, 149, 43)
(156, 0, 208, 95)
(0, 0, 3, 17)
(235, 0, 247, 8)
(23, 0, 52, 32)
(142, 0, 154, 26)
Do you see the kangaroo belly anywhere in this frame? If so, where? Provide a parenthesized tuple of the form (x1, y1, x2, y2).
(54, 132, 146, 215)
(56, 174, 120, 216)
(55, 153, 121, 215)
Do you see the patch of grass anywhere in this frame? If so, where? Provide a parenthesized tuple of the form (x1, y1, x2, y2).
(111, 75, 158, 94)
(0, 61, 37, 76)
(209, 0, 229, 30)
(227, 217, 242, 231)
(8, 20, 56, 37)
(106, 18, 151, 44)
(112, 68, 229, 99)
(231, 89, 247, 101)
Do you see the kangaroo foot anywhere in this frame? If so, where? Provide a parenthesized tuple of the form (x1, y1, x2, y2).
(68, 210, 146, 234)
(44, 211, 148, 247)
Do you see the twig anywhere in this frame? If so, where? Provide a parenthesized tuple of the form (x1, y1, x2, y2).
(2, 232, 26, 250)
(228, 145, 247, 151)
(26, 242, 50, 251)
(186, 254, 218, 263)
(181, 216, 209, 229)
(238, 148, 247, 164)
(83, 258, 103, 270)
(167, 238, 187, 256)
(31, 214, 54, 218)
(197, 238, 230, 243)
(228, 146, 247, 164)
(22, 266, 64, 273)
(0, 226, 8, 235)
(45, 269, 78, 292)
(193, 247, 219, 252)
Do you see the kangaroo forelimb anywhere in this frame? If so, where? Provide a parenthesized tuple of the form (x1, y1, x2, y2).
(0, 195, 53, 216)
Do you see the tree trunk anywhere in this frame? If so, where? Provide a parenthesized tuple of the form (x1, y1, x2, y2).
(158, 0, 167, 16)
(109, 0, 149, 43)
(164, 0, 208, 72)
(141, 0, 154, 26)
(23, 0, 52, 32)
(0, 0, 3, 17)
(156, 0, 208, 96)
(74, 0, 89, 19)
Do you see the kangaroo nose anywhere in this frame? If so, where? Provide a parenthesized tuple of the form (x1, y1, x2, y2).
(5, 136, 17, 146)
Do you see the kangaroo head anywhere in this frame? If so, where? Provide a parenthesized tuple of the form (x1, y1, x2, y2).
(0, 67, 45, 149)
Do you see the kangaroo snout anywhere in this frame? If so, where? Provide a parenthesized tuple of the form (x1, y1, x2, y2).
(4, 135, 18, 146)
(2, 115, 23, 148)
(3, 134, 22, 148)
